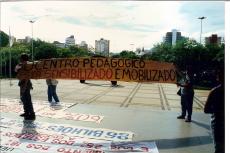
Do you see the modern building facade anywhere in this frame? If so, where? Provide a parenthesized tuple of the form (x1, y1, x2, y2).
(95, 38, 110, 57)
(205, 34, 222, 45)
(65, 35, 75, 47)
(79, 41, 88, 50)
(164, 29, 182, 45)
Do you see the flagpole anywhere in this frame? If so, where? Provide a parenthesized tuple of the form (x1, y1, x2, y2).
(9, 48, 12, 86)
(9, 27, 12, 86)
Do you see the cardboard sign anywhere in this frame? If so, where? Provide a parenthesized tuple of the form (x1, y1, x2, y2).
(17, 57, 176, 83)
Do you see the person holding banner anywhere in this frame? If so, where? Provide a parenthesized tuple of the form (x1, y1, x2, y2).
(176, 66, 194, 122)
(46, 79, 60, 106)
(204, 68, 225, 153)
(15, 53, 36, 120)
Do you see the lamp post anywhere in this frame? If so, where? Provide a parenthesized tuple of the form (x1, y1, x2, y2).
(9, 27, 14, 86)
(198, 16, 206, 44)
(130, 44, 134, 52)
(29, 20, 35, 61)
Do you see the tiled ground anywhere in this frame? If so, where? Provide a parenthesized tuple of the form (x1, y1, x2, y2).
(0, 79, 210, 112)
(0, 79, 214, 153)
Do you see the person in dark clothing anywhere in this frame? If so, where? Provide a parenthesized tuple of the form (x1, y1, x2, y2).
(15, 53, 36, 120)
(204, 69, 225, 153)
(176, 66, 194, 122)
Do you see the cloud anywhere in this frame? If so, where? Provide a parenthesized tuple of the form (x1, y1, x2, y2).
(179, 1, 224, 37)
(1, 1, 225, 52)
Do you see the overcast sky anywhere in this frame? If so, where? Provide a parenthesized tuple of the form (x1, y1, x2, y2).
(1, 1, 225, 53)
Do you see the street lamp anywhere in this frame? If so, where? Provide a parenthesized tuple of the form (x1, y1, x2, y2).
(198, 16, 206, 44)
(130, 44, 134, 52)
(29, 20, 35, 61)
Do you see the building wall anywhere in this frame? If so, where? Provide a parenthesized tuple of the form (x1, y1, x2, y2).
(205, 34, 222, 45)
(95, 38, 110, 57)
(65, 35, 75, 46)
(164, 30, 182, 45)
(165, 32, 172, 45)
(172, 29, 177, 45)
(80, 41, 88, 50)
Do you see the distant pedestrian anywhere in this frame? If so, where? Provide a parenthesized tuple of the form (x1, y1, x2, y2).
(177, 66, 194, 122)
(46, 79, 60, 106)
(204, 68, 225, 153)
(15, 53, 36, 120)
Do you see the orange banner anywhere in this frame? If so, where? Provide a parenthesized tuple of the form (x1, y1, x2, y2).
(17, 57, 177, 83)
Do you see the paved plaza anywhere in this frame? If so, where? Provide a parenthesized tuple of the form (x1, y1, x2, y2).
(0, 79, 209, 112)
(0, 79, 213, 153)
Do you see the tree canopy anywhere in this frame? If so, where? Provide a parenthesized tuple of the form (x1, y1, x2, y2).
(0, 31, 9, 47)
(0, 31, 224, 88)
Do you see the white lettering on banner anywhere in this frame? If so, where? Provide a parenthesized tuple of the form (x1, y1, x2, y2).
(0, 117, 133, 142)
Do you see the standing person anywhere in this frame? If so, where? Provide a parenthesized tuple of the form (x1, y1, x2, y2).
(15, 53, 35, 120)
(176, 66, 194, 122)
(204, 69, 225, 153)
(46, 79, 60, 106)
(15, 62, 23, 105)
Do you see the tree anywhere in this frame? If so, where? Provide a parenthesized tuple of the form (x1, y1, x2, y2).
(119, 50, 139, 59)
(0, 31, 9, 47)
(0, 43, 30, 77)
(33, 40, 58, 60)
(150, 43, 172, 61)
(57, 48, 72, 58)
(69, 46, 90, 57)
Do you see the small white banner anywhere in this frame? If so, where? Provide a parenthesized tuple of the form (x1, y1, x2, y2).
(36, 108, 103, 123)
(0, 98, 104, 123)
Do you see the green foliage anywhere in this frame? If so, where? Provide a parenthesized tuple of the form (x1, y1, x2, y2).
(0, 43, 30, 77)
(147, 39, 224, 87)
(57, 48, 72, 58)
(33, 40, 58, 60)
(0, 30, 225, 86)
(119, 50, 139, 59)
(0, 31, 9, 47)
(151, 43, 173, 62)
(69, 46, 90, 57)
(148, 39, 224, 73)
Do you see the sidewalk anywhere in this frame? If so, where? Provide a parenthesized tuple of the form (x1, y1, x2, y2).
(0, 79, 213, 153)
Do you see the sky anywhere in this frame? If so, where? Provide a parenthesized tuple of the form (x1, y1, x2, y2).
(0, 1, 225, 53)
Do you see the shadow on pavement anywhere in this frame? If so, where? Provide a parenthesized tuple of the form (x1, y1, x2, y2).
(192, 120, 210, 130)
(150, 136, 212, 149)
(84, 82, 124, 88)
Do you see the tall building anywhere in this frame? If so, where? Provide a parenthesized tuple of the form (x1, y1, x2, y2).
(16, 36, 31, 43)
(95, 38, 110, 57)
(164, 29, 182, 45)
(205, 34, 222, 45)
(25, 36, 32, 43)
(79, 41, 88, 50)
(65, 35, 75, 47)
